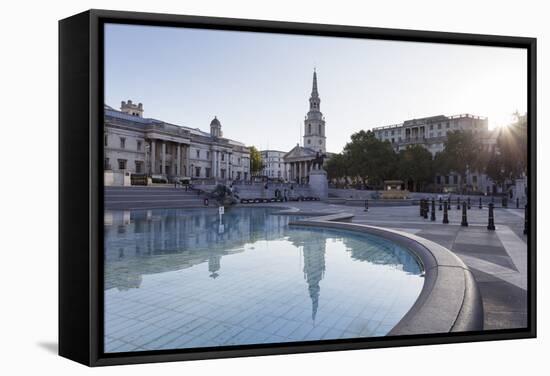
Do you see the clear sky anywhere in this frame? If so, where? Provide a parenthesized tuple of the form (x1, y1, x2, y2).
(105, 23, 527, 153)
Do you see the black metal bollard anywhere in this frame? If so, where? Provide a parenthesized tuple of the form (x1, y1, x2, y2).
(479, 197, 482, 209)
(443, 201, 449, 224)
(457, 197, 460, 210)
(516, 197, 519, 209)
(431, 199, 436, 221)
(502, 196, 508, 208)
(423, 199, 428, 219)
(523, 204, 529, 235)
(364, 199, 369, 212)
(439, 197, 442, 211)
(487, 203, 495, 230)
(461, 201, 468, 226)
(467, 197, 471, 210)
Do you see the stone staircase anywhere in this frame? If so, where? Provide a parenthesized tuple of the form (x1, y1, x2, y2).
(104, 186, 208, 210)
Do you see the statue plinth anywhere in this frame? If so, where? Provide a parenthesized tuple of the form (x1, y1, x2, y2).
(309, 169, 328, 200)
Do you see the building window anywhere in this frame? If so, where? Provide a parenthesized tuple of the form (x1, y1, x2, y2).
(308, 124, 311, 134)
(319, 139, 323, 145)
(205, 168, 211, 178)
(472, 175, 478, 184)
(118, 159, 127, 170)
(104, 134, 108, 146)
(437, 124, 442, 130)
(120, 137, 126, 149)
(104, 158, 110, 170)
(446, 123, 450, 128)
(308, 139, 311, 144)
(453, 175, 458, 184)
(445, 175, 450, 184)
(436, 175, 441, 184)
(195, 167, 201, 177)
(137, 140, 142, 151)
(206, 151, 210, 159)
(196, 150, 200, 158)
(429, 125, 433, 130)
(221, 153, 225, 161)
(135, 161, 143, 173)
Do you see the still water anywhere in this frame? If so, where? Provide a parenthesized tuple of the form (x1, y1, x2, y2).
(104, 207, 423, 352)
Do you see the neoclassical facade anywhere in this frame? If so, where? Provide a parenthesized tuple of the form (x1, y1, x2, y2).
(104, 100, 250, 184)
(373, 114, 499, 193)
(373, 114, 494, 156)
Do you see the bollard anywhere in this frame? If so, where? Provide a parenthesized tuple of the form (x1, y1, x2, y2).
(439, 197, 442, 211)
(467, 197, 471, 210)
(443, 201, 449, 224)
(424, 199, 430, 219)
(461, 201, 468, 226)
(479, 197, 482, 209)
(487, 203, 495, 230)
(523, 204, 529, 235)
(431, 199, 436, 221)
(502, 196, 508, 208)
(364, 199, 369, 212)
(457, 197, 460, 210)
(516, 197, 519, 209)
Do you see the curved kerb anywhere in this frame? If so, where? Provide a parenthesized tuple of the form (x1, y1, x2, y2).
(288, 214, 484, 335)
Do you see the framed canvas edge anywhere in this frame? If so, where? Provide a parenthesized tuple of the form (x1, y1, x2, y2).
(59, 8, 537, 367)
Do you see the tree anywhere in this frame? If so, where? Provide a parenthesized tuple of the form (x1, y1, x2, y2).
(496, 112, 527, 181)
(248, 146, 263, 177)
(324, 153, 349, 182)
(436, 131, 486, 192)
(342, 130, 398, 187)
(397, 145, 434, 192)
(485, 151, 507, 190)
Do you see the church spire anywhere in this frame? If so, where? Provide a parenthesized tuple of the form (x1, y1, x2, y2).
(311, 68, 319, 98)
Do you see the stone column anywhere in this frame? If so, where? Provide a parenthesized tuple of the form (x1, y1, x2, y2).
(150, 140, 156, 174)
(226, 152, 230, 181)
(212, 150, 217, 178)
(176, 144, 181, 177)
(161, 142, 166, 176)
(186, 145, 191, 177)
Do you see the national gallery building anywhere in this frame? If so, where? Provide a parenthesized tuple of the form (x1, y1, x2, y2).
(103, 100, 251, 185)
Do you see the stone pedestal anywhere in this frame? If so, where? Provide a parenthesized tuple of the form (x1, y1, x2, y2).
(309, 169, 328, 200)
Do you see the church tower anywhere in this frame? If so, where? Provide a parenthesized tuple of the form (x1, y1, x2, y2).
(303, 69, 326, 153)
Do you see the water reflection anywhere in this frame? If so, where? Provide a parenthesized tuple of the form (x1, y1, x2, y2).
(105, 207, 422, 325)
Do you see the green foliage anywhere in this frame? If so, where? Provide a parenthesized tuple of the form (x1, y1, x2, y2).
(397, 145, 434, 192)
(334, 130, 398, 187)
(248, 146, 264, 176)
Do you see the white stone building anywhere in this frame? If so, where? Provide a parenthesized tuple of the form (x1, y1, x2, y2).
(104, 100, 250, 185)
(373, 114, 499, 193)
(260, 150, 288, 180)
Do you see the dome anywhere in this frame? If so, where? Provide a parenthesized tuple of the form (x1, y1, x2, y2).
(210, 116, 221, 127)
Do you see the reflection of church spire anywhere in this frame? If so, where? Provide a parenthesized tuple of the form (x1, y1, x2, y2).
(302, 241, 326, 321)
(208, 254, 221, 279)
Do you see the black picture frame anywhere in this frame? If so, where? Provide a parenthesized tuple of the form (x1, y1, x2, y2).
(59, 9, 537, 367)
